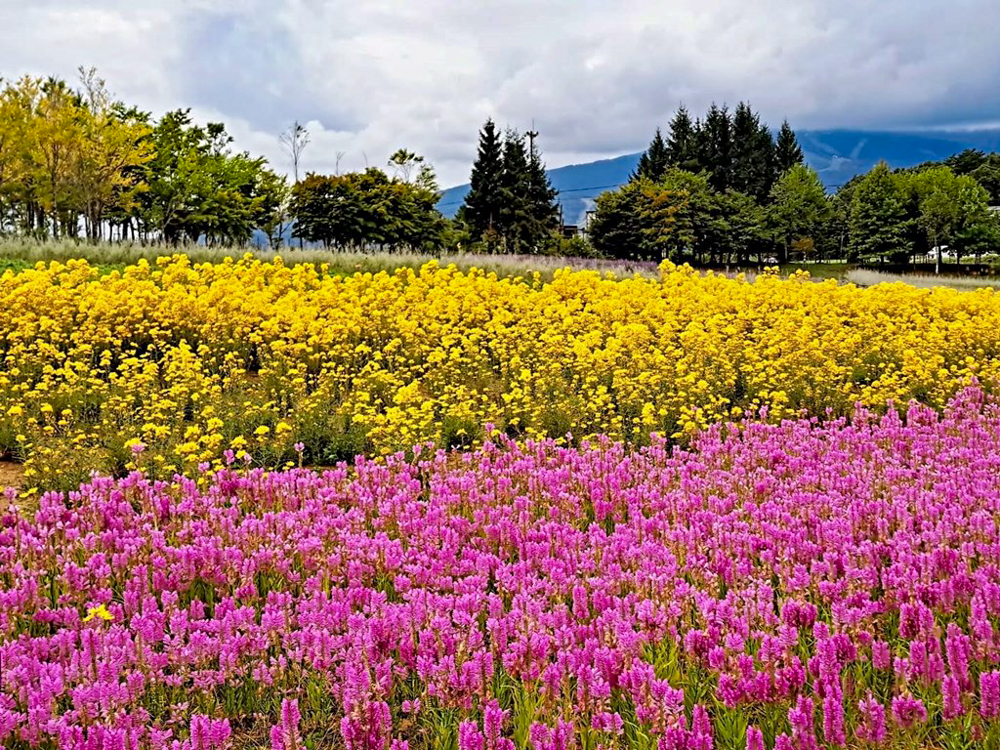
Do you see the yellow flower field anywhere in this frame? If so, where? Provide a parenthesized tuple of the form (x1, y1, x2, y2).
(1, 254, 997, 492)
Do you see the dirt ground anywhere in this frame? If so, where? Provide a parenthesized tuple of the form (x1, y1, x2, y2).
(0, 461, 24, 490)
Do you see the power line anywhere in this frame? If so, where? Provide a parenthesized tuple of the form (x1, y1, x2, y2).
(436, 181, 628, 208)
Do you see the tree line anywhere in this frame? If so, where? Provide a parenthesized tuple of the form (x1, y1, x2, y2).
(4, 68, 999, 263)
(588, 102, 1000, 267)
(0, 69, 452, 250)
(0, 70, 291, 245)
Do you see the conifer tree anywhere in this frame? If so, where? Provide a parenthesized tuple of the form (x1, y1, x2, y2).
(665, 107, 700, 173)
(634, 128, 670, 181)
(461, 119, 505, 246)
(699, 104, 732, 192)
(526, 135, 560, 243)
(499, 128, 533, 253)
(730, 102, 776, 201)
(774, 119, 804, 176)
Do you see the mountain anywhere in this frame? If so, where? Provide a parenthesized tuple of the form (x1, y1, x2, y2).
(437, 128, 1000, 223)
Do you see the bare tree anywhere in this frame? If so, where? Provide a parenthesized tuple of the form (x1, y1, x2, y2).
(335, 151, 346, 176)
(279, 121, 310, 183)
(279, 121, 310, 249)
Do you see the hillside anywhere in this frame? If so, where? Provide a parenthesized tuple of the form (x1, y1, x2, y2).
(437, 128, 1000, 223)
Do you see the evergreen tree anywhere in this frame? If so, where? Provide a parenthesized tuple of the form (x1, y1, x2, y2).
(699, 104, 732, 192)
(730, 102, 775, 201)
(634, 127, 669, 181)
(460, 119, 505, 247)
(499, 128, 533, 253)
(526, 134, 560, 245)
(848, 162, 911, 262)
(665, 106, 700, 172)
(774, 120, 804, 176)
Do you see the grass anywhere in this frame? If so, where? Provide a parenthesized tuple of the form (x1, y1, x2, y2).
(845, 267, 1000, 291)
(5, 239, 999, 292)
(0, 238, 659, 283)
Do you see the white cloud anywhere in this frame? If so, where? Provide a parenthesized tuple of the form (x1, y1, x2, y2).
(2, 0, 999, 186)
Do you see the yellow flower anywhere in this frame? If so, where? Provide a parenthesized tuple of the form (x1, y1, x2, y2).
(83, 604, 114, 623)
(254, 425, 270, 437)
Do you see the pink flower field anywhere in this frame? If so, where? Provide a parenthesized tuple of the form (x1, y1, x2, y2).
(2, 390, 1000, 749)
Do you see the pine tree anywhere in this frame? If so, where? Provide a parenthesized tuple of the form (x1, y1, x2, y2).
(499, 128, 533, 253)
(665, 107, 700, 173)
(730, 103, 757, 195)
(699, 104, 732, 192)
(634, 128, 669, 181)
(729, 102, 776, 202)
(774, 120, 804, 176)
(461, 119, 505, 247)
(526, 134, 560, 245)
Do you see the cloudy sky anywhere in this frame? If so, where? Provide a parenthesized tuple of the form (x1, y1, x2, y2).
(2, 0, 998, 185)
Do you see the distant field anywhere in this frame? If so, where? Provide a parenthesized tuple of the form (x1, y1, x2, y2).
(0, 238, 661, 282)
(7, 240, 1000, 293)
(846, 267, 1000, 290)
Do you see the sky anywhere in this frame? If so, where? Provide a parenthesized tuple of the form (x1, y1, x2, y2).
(2, 0, 999, 186)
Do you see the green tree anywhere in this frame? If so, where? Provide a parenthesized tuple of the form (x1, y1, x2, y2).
(498, 128, 534, 253)
(253, 168, 290, 250)
(774, 119, 804, 176)
(712, 189, 770, 265)
(589, 169, 714, 262)
(665, 106, 700, 172)
(848, 162, 912, 263)
(290, 166, 445, 250)
(730, 102, 775, 202)
(699, 104, 732, 192)
(588, 182, 645, 259)
(0, 77, 32, 233)
(525, 134, 560, 249)
(74, 68, 153, 242)
(911, 166, 993, 270)
(634, 128, 669, 181)
(27, 77, 85, 238)
(388, 148, 424, 183)
(767, 164, 831, 263)
(461, 119, 505, 248)
(944, 148, 987, 176)
(970, 155, 1000, 205)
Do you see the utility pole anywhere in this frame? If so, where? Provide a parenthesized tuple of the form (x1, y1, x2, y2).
(526, 127, 538, 156)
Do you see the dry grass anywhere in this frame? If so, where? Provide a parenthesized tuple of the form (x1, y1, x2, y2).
(0, 238, 659, 282)
(845, 267, 1000, 291)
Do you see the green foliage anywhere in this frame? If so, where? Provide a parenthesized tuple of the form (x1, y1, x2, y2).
(590, 169, 716, 262)
(665, 106, 701, 173)
(461, 119, 505, 248)
(768, 165, 832, 262)
(0, 70, 449, 251)
(634, 128, 670, 182)
(774, 119, 804, 176)
(699, 104, 733, 192)
(461, 120, 559, 254)
(848, 163, 913, 262)
(730, 102, 776, 202)
(289, 167, 445, 250)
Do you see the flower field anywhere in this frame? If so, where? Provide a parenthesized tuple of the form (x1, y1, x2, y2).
(4, 254, 1000, 749)
(4, 256, 1000, 493)
(2, 389, 1000, 749)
